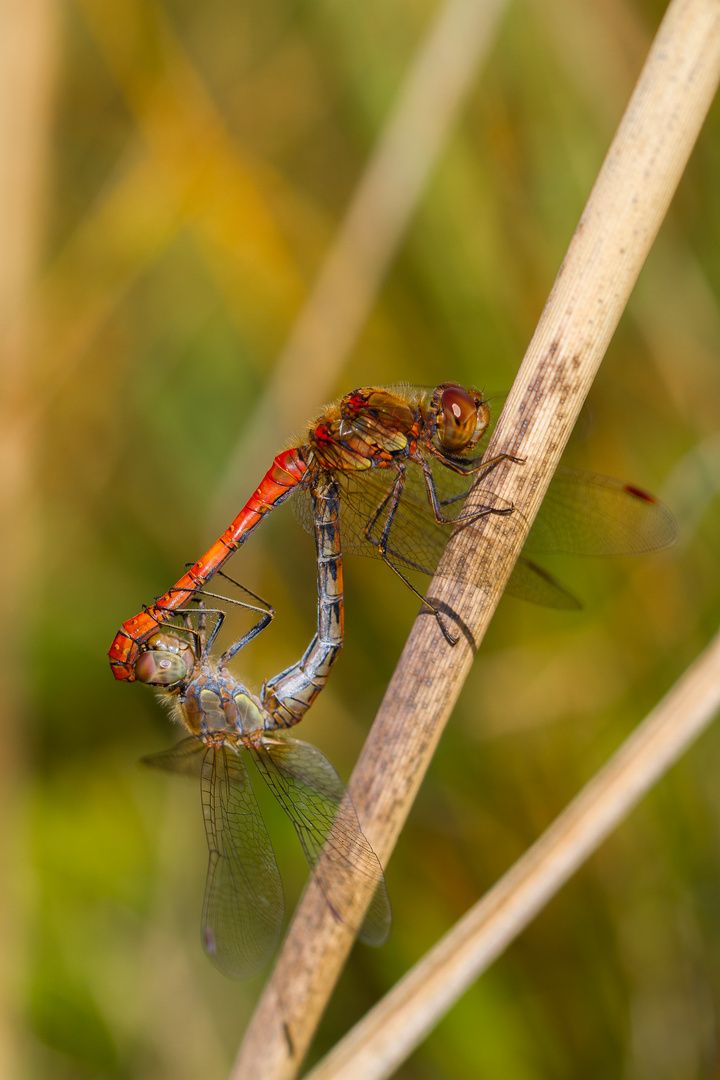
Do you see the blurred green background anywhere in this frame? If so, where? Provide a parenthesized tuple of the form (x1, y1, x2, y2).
(2, 0, 720, 1077)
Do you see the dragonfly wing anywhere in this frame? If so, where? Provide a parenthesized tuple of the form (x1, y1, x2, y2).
(524, 466, 678, 556)
(425, 462, 677, 558)
(144, 736, 284, 979)
(293, 464, 509, 578)
(419, 469, 582, 606)
(506, 557, 582, 609)
(199, 741, 284, 978)
(141, 735, 207, 777)
(252, 735, 391, 947)
(293, 466, 453, 573)
(293, 461, 621, 609)
(339, 468, 446, 572)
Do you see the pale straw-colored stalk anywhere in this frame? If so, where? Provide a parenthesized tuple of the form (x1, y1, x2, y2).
(231, 1, 720, 1077)
(305, 627, 720, 1080)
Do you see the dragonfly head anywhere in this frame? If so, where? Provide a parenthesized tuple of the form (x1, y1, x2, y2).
(134, 632, 196, 687)
(428, 383, 490, 455)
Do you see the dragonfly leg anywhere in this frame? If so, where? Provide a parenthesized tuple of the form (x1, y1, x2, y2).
(217, 610, 275, 671)
(430, 449, 524, 478)
(366, 465, 459, 646)
(209, 569, 275, 619)
(262, 474, 344, 727)
(197, 603, 225, 655)
(362, 476, 398, 550)
(148, 603, 223, 658)
(418, 455, 516, 527)
(178, 609, 204, 659)
(163, 568, 276, 660)
(175, 563, 276, 621)
(154, 588, 228, 655)
(195, 601, 209, 654)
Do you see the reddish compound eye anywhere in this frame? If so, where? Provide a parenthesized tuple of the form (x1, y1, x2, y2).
(435, 384, 489, 453)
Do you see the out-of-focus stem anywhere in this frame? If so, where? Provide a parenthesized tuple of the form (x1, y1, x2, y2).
(0, 0, 58, 1074)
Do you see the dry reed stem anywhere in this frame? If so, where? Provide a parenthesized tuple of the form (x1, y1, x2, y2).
(231, 1, 720, 1077)
(210, 0, 508, 525)
(0, 1, 58, 1076)
(305, 628, 720, 1080)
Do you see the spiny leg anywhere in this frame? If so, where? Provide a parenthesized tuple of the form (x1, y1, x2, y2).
(418, 455, 516, 526)
(366, 465, 459, 645)
(430, 449, 524, 478)
(218, 608, 275, 672)
(169, 567, 276, 663)
(210, 569, 275, 619)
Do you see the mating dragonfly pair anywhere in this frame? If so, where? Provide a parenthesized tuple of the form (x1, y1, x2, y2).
(110, 383, 676, 977)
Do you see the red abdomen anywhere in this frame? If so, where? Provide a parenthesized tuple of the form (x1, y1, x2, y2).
(108, 448, 308, 681)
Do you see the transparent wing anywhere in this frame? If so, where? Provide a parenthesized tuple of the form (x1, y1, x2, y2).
(251, 735, 391, 947)
(294, 464, 507, 574)
(143, 736, 284, 979)
(294, 466, 572, 607)
(293, 460, 675, 609)
(505, 558, 581, 610)
(523, 466, 678, 555)
(142, 736, 208, 778)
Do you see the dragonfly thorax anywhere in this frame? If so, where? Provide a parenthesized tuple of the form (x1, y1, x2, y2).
(180, 676, 265, 738)
(227, 688, 266, 736)
(307, 388, 420, 472)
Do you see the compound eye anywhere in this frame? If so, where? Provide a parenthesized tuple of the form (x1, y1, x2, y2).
(135, 633, 195, 686)
(436, 385, 487, 452)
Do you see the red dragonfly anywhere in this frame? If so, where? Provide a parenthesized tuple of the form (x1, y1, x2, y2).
(136, 481, 390, 978)
(110, 383, 677, 678)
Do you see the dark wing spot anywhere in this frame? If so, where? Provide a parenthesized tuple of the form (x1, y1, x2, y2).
(623, 484, 657, 504)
